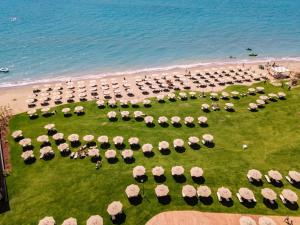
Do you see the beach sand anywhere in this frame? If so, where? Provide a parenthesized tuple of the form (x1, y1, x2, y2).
(0, 59, 299, 115)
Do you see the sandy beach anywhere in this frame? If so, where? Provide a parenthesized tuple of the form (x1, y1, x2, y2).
(0, 59, 299, 115)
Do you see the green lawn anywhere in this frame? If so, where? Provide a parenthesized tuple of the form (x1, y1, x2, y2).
(1, 82, 300, 225)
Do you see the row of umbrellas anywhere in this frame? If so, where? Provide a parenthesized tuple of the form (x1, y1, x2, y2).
(247, 169, 300, 183)
(39, 215, 103, 225)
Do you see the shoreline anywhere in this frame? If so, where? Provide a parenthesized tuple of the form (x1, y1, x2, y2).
(1, 57, 300, 89)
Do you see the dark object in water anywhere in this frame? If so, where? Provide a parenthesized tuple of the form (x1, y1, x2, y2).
(249, 53, 257, 57)
(246, 48, 252, 51)
(229, 56, 236, 59)
(0, 67, 9, 73)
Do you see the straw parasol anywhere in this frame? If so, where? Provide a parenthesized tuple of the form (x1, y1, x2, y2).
(249, 103, 258, 110)
(158, 141, 169, 150)
(143, 99, 151, 105)
(261, 188, 277, 201)
(86, 215, 103, 225)
(168, 93, 176, 99)
(134, 111, 144, 118)
(259, 95, 268, 101)
(182, 185, 197, 198)
(83, 135, 94, 142)
(37, 135, 49, 143)
(121, 111, 129, 118)
(68, 134, 79, 142)
(231, 91, 239, 97)
(27, 109, 37, 116)
(158, 116, 168, 124)
(107, 201, 123, 216)
(239, 187, 255, 201)
(171, 166, 184, 176)
(133, 165, 146, 178)
(152, 166, 164, 176)
(202, 134, 214, 143)
(173, 139, 184, 148)
(247, 169, 262, 181)
(210, 92, 218, 99)
(281, 189, 298, 203)
(44, 123, 55, 130)
(62, 108, 70, 114)
(105, 149, 116, 159)
(239, 216, 257, 225)
(289, 170, 300, 182)
(171, 116, 181, 124)
(197, 185, 211, 198)
(125, 184, 140, 198)
(58, 143, 69, 152)
(88, 148, 100, 157)
(12, 130, 23, 139)
(248, 88, 256, 94)
(21, 150, 34, 161)
(268, 170, 282, 181)
(221, 92, 229, 98)
(144, 116, 153, 124)
(258, 217, 277, 225)
(190, 167, 203, 178)
(38, 216, 55, 225)
(107, 111, 117, 119)
(96, 100, 105, 107)
(225, 103, 234, 109)
(62, 217, 77, 225)
(155, 184, 169, 197)
(217, 187, 232, 199)
(121, 149, 133, 159)
(97, 135, 109, 144)
(113, 136, 124, 145)
(197, 116, 207, 124)
(184, 116, 194, 124)
(52, 132, 64, 141)
(256, 99, 265, 106)
(188, 136, 199, 145)
(142, 143, 153, 153)
(201, 103, 210, 110)
(19, 138, 31, 147)
(277, 92, 286, 99)
(128, 137, 139, 145)
(74, 106, 84, 113)
(40, 146, 54, 158)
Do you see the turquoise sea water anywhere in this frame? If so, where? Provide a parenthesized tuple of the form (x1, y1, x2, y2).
(0, 0, 300, 86)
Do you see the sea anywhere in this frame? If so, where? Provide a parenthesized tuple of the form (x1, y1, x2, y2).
(1, 0, 300, 87)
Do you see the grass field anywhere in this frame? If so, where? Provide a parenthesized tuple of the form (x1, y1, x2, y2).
(1, 82, 300, 225)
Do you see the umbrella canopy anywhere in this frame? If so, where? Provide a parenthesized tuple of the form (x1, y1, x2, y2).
(249, 103, 258, 110)
(201, 104, 210, 109)
(52, 133, 64, 141)
(268, 170, 282, 181)
(133, 166, 146, 177)
(239, 188, 255, 200)
(11, 130, 23, 139)
(277, 92, 286, 98)
(171, 116, 181, 124)
(125, 184, 140, 198)
(198, 116, 207, 124)
(197, 185, 211, 198)
(83, 135, 94, 142)
(97, 135, 109, 143)
(158, 116, 168, 123)
(134, 111, 144, 118)
(21, 150, 34, 161)
(155, 184, 169, 197)
(261, 188, 277, 201)
(281, 189, 298, 202)
(188, 136, 199, 144)
(158, 141, 169, 150)
(121, 111, 129, 118)
(182, 185, 196, 198)
(105, 149, 116, 159)
(168, 93, 176, 99)
(62, 217, 77, 225)
(37, 135, 49, 143)
(58, 143, 69, 152)
(40, 146, 54, 158)
(107, 201, 123, 216)
(247, 169, 262, 181)
(202, 134, 214, 143)
(225, 103, 234, 108)
(142, 143, 153, 153)
(107, 111, 117, 118)
(121, 149, 133, 159)
(152, 166, 164, 176)
(86, 215, 103, 225)
(239, 216, 257, 225)
(62, 108, 71, 114)
(88, 148, 100, 157)
(128, 137, 139, 145)
(74, 106, 84, 113)
(217, 187, 232, 199)
(19, 138, 31, 147)
(171, 166, 184, 176)
(144, 116, 154, 123)
(184, 116, 194, 124)
(258, 217, 277, 225)
(143, 99, 151, 105)
(113, 136, 124, 144)
(38, 216, 55, 225)
(289, 170, 300, 182)
(68, 134, 79, 142)
(173, 139, 184, 147)
(259, 95, 268, 101)
(190, 167, 203, 177)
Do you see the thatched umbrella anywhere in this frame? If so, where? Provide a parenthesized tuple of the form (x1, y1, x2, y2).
(249, 103, 258, 110)
(190, 167, 203, 178)
(171, 166, 184, 176)
(268, 93, 278, 99)
(125, 184, 140, 198)
(121, 149, 133, 159)
(221, 92, 229, 98)
(173, 139, 184, 148)
(179, 92, 187, 99)
(52, 133, 64, 141)
(128, 137, 139, 145)
(201, 103, 210, 110)
(256, 99, 265, 106)
(184, 116, 194, 124)
(248, 88, 256, 94)
(27, 109, 37, 117)
(62, 217, 77, 225)
(239, 216, 257, 225)
(258, 217, 277, 225)
(105, 149, 116, 159)
(134, 111, 144, 118)
(21, 150, 35, 161)
(68, 134, 79, 142)
(158, 141, 169, 150)
(86, 215, 103, 225)
(156, 95, 165, 102)
(171, 116, 181, 124)
(143, 99, 151, 106)
(58, 143, 69, 152)
(88, 148, 100, 157)
(133, 166, 146, 178)
(158, 116, 168, 124)
(281, 189, 298, 203)
(268, 170, 282, 181)
(12, 130, 23, 139)
(96, 100, 105, 107)
(37, 135, 49, 143)
(74, 106, 84, 114)
(231, 91, 239, 97)
(210, 92, 218, 99)
(142, 144, 153, 153)
(44, 124, 55, 131)
(261, 188, 277, 201)
(40, 146, 54, 159)
(217, 187, 232, 199)
(97, 135, 109, 144)
(277, 92, 286, 99)
(188, 136, 199, 145)
(182, 185, 196, 198)
(239, 188, 255, 201)
(107, 201, 123, 217)
(107, 111, 117, 119)
(289, 170, 300, 182)
(259, 95, 268, 101)
(202, 134, 214, 144)
(121, 111, 129, 118)
(168, 93, 176, 100)
(197, 185, 211, 198)
(247, 169, 262, 181)
(19, 138, 32, 147)
(113, 136, 124, 145)
(144, 116, 153, 124)
(225, 103, 234, 109)
(155, 184, 169, 197)
(256, 87, 264, 92)
(38, 216, 55, 225)
(152, 166, 164, 176)
(197, 116, 207, 124)
(83, 135, 94, 142)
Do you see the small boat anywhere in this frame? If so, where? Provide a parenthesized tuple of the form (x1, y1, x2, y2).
(0, 67, 9, 73)
(249, 53, 257, 57)
(246, 48, 252, 51)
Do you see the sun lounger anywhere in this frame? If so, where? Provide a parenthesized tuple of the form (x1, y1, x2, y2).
(253, 197, 257, 203)
(217, 192, 221, 202)
(264, 175, 271, 183)
(285, 176, 293, 184)
(74, 152, 78, 159)
(236, 193, 243, 203)
(280, 194, 286, 204)
(70, 152, 75, 159)
(247, 175, 253, 182)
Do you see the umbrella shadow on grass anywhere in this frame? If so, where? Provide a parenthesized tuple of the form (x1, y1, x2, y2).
(192, 176, 205, 184)
(112, 213, 126, 224)
(199, 196, 213, 205)
(128, 195, 142, 206)
(124, 157, 135, 164)
(175, 147, 186, 153)
(158, 195, 171, 205)
(144, 151, 155, 158)
(107, 158, 119, 164)
(173, 175, 186, 183)
(220, 199, 234, 207)
(190, 144, 201, 150)
(154, 175, 166, 183)
(284, 202, 299, 211)
(263, 199, 278, 210)
(184, 196, 198, 206)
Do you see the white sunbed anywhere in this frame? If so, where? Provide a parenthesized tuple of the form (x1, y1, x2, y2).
(247, 175, 253, 182)
(280, 194, 286, 204)
(285, 176, 293, 184)
(236, 193, 243, 203)
(217, 192, 222, 202)
(264, 175, 271, 183)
